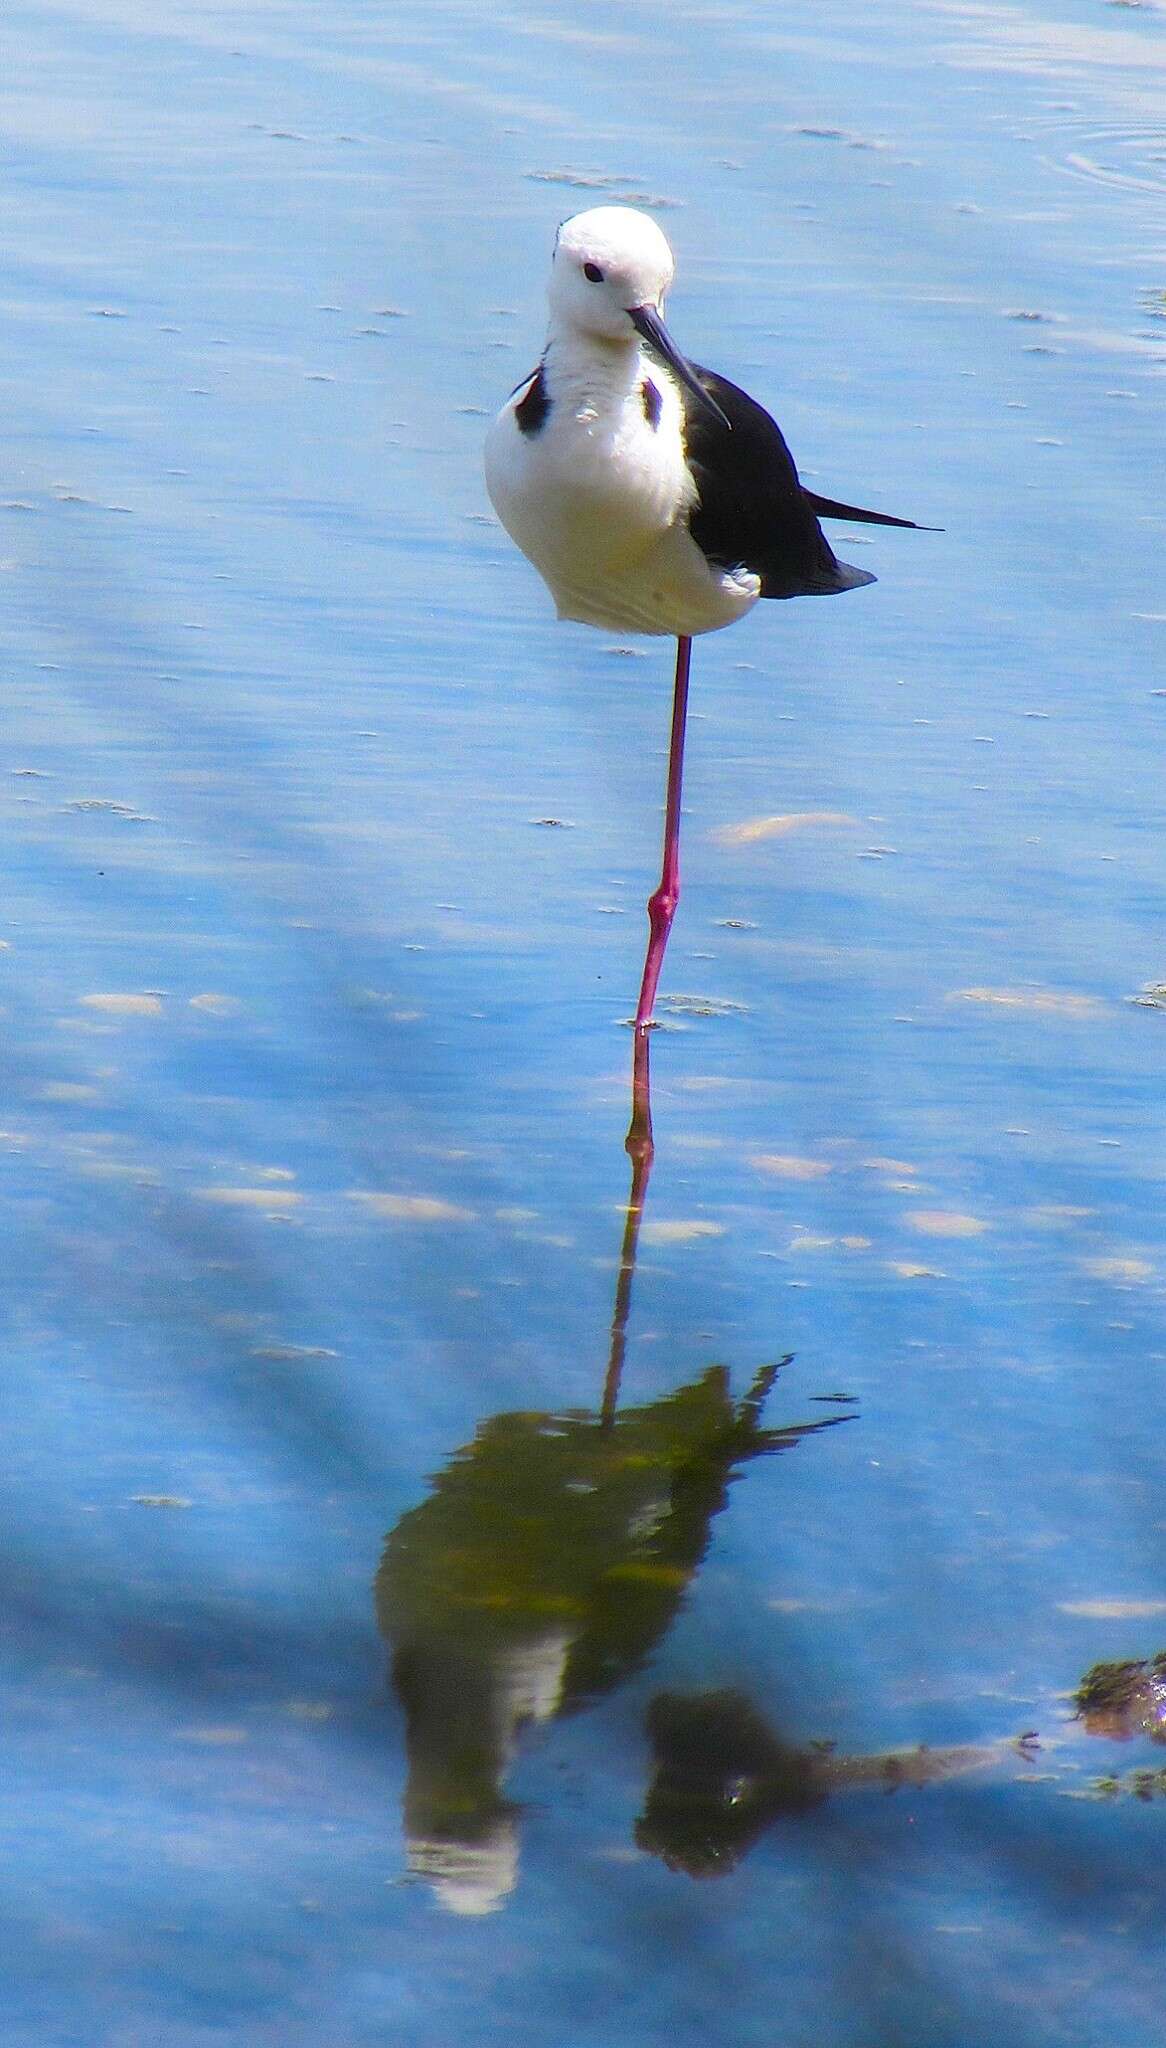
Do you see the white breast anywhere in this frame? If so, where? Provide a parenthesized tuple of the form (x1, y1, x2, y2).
(485, 351, 760, 639)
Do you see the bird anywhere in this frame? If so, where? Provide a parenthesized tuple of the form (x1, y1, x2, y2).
(485, 205, 930, 1033)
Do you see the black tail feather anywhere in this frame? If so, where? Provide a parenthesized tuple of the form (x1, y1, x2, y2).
(804, 491, 940, 532)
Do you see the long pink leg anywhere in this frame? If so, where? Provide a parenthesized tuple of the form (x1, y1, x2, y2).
(634, 634, 692, 1033)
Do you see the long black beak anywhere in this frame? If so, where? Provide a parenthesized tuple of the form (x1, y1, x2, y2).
(628, 304, 731, 431)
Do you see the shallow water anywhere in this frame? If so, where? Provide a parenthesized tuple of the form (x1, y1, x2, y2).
(3, 0, 1166, 2040)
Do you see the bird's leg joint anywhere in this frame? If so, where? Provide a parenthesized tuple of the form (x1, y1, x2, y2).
(647, 881, 679, 936)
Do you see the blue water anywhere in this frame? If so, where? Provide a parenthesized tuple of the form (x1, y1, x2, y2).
(3, 0, 1166, 2040)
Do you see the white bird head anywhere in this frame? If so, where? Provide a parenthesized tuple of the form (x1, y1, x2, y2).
(549, 206, 676, 343)
(546, 206, 730, 428)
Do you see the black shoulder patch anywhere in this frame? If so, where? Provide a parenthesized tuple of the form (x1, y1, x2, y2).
(515, 364, 550, 436)
(641, 378, 662, 430)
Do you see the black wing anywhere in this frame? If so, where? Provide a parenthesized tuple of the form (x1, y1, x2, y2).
(682, 366, 927, 599)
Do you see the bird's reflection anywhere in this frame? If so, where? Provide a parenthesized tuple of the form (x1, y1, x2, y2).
(375, 1030, 850, 1913)
(636, 1690, 1036, 1878)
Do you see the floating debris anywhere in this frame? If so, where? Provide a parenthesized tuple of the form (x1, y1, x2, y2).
(1080, 1255, 1153, 1284)
(748, 1154, 832, 1181)
(188, 993, 243, 1017)
(658, 993, 747, 1018)
(948, 986, 1101, 1017)
(66, 798, 150, 816)
(1074, 1653, 1166, 1740)
(640, 1219, 725, 1245)
(713, 810, 854, 847)
(79, 993, 163, 1017)
(1061, 1599, 1166, 1620)
(904, 1210, 989, 1239)
(349, 1192, 474, 1223)
(523, 170, 682, 209)
(251, 1344, 339, 1363)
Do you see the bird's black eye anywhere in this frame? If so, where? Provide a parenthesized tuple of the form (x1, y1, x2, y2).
(583, 261, 604, 284)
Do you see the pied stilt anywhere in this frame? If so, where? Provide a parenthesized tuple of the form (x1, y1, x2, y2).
(485, 205, 930, 1034)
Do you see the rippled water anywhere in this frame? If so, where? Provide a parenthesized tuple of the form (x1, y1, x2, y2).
(3, 0, 1166, 2041)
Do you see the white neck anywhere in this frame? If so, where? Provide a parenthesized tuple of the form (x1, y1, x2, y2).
(544, 325, 644, 417)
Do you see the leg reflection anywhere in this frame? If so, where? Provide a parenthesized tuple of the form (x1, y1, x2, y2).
(602, 1024, 654, 1428)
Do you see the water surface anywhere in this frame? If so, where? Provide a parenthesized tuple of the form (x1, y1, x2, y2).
(3, 0, 1166, 2041)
